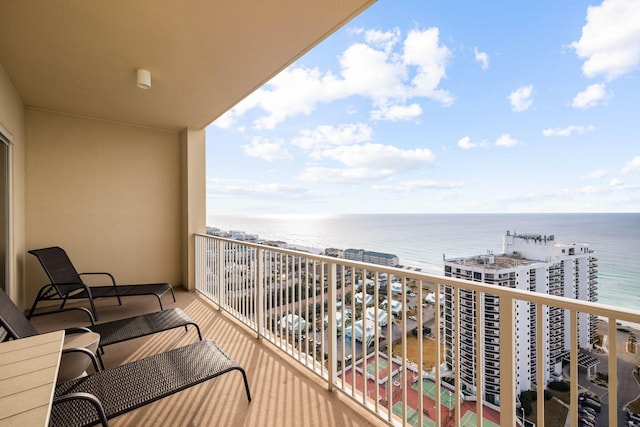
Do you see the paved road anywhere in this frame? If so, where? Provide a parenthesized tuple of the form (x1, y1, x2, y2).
(572, 320, 640, 426)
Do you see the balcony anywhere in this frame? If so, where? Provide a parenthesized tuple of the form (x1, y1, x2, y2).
(191, 235, 640, 427)
(31, 287, 381, 427)
(26, 234, 640, 426)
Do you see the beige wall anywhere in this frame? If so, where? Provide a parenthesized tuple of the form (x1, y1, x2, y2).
(0, 64, 26, 306)
(181, 128, 206, 291)
(24, 109, 183, 305)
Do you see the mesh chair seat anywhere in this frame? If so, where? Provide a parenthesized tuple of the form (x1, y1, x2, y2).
(0, 288, 201, 371)
(28, 246, 176, 320)
(91, 307, 201, 348)
(51, 340, 251, 427)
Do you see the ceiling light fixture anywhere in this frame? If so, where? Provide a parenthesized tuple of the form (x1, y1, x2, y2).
(136, 69, 151, 89)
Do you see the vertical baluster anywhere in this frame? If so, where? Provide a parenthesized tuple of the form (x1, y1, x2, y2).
(498, 294, 515, 427)
(570, 309, 578, 427)
(475, 290, 483, 427)
(608, 317, 618, 427)
(434, 282, 442, 427)
(536, 303, 545, 427)
(453, 286, 461, 426)
(328, 261, 337, 391)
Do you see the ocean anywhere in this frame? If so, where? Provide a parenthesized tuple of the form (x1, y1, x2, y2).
(208, 213, 640, 312)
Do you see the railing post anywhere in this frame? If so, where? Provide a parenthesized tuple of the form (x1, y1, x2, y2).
(453, 287, 461, 426)
(570, 310, 578, 427)
(499, 294, 516, 427)
(327, 261, 337, 392)
(256, 248, 264, 339)
(536, 304, 545, 427)
(475, 290, 484, 425)
(194, 235, 202, 291)
(608, 317, 618, 427)
(216, 238, 224, 310)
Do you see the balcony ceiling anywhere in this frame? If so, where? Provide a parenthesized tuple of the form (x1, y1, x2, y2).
(0, 0, 375, 132)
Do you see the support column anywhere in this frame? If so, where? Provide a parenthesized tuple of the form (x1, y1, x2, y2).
(181, 128, 206, 291)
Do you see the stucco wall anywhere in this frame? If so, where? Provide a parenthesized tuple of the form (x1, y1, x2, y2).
(0, 64, 26, 306)
(24, 109, 183, 304)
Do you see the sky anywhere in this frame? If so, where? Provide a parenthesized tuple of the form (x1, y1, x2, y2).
(205, 0, 640, 217)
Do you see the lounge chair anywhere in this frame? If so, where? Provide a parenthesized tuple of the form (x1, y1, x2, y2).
(51, 340, 251, 427)
(28, 246, 175, 320)
(0, 287, 202, 370)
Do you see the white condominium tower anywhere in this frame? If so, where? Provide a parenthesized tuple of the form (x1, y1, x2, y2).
(442, 231, 598, 405)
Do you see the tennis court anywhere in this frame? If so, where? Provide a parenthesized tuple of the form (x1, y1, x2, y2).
(366, 357, 389, 377)
(392, 402, 436, 427)
(460, 410, 500, 427)
(411, 379, 456, 409)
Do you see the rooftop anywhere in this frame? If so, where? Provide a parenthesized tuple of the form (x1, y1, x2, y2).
(445, 254, 538, 270)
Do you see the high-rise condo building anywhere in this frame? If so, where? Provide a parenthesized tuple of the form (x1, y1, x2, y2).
(442, 231, 598, 405)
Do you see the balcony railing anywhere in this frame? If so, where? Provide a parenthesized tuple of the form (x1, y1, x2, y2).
(195, 234, 640, 427)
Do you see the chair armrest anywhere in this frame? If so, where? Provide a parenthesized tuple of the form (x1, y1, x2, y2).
(61, 347, 102, 373)
(79, 272, 117, 286)
(65, 326, 94, 334)
(27, 303, 96, 324)
(53, 392, 109, 426)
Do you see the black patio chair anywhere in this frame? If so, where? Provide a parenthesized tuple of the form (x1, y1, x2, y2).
(51, 340, 251, 427)
(0, 287, 202, 370)
(0, 286, 104, 377)
(28, 246, 175, 320)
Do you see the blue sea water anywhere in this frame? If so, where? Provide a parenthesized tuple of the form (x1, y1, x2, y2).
(209, 213, 640, 311)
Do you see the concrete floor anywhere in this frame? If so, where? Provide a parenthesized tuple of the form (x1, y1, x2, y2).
(29, 288, 383, 427)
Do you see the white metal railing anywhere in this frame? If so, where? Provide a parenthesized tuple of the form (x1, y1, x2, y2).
(195, 234, 640, 427)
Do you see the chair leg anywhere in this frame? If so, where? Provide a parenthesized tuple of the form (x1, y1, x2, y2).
(236, 366, 252, 402)
(27, 299, 40, 319)
(27, 286, 51, 318)
(88, 296, 99, 321)
(53, 393, 109, 427)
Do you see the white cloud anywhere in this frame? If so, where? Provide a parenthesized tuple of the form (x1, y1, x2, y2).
(297, 166, 388, 182)
(298, 143, 436, 182)
(216, 27, 454, 129)
(242, 137, 292, 161)
(403, 28, 454, 105)
(372, 180, 464, 193)
(364, 28, 401, 52)
(509, 85, 534, 112)
(572, 83, 608, 109)
(457, 136, 487, 149)
(292, 123, 372, 150)
(621, 156, 640, 173)
(251, 67, 342, 130)
(588, 169, 607, 179)
(370, 103, 422, 121)
(474, 47, 489, 69)
(571, 0, 640, 80)
(542, 125, 596, 136)
(609, 178, 624, 187)
(580, 180, 639, 194)
(438, 191, 459, 200)
(495, 134, 519, 147)
(317, 143, 435, 169)
(206, 178, 310, 198)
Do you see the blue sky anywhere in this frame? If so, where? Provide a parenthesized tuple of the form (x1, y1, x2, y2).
(205, 0, 640, 217)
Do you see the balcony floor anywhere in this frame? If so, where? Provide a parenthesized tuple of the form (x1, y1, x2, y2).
(30, 287, 381, 427)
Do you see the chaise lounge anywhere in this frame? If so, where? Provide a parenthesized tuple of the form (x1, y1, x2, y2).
(0, 287, 202, 370)
(51, 340, 252, 427)
(28, 246, 175, 320)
